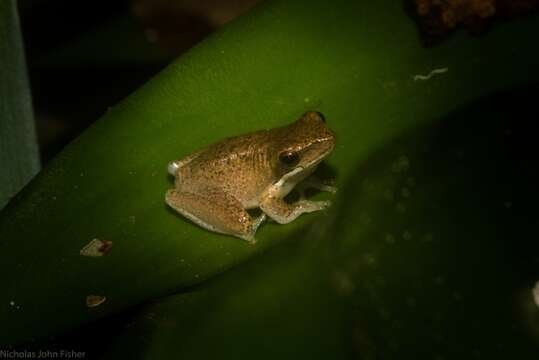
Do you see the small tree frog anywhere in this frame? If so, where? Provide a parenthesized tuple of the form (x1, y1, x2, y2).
(165, 111, 336, 243)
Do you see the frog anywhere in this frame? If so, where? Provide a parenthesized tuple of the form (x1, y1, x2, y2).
(165, 111, 336, 244)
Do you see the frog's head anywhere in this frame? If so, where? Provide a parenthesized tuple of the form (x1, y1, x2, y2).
(275, 111, 335, 176)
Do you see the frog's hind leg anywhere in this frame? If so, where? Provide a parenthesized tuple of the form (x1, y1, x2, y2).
(165, 187, 265, 244)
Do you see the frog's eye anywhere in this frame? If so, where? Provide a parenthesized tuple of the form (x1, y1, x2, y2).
(315, 111, 326, 123)
(279, 151, 300, 166)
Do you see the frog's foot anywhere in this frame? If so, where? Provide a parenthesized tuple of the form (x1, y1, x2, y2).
(297, 177, 337, 199)
(260, 194, 331, 224)
(238, 213, 266, 244)
(165, 187, 266, 244)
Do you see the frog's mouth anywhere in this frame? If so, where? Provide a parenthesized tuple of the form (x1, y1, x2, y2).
(303, 144, 334, 169)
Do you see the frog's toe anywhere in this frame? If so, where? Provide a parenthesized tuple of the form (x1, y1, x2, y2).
(316, 178, 337, 193)
(299, 199, 331, 212)
(301, 177, 338, 194)
(317, 199, 332, 209)
(321, 199, 332, 207)
(322, 185, 338, 194)
(238, 213, 266, 244)
(239, 233, 257, 245)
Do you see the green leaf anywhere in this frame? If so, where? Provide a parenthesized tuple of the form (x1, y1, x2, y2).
(100, 86, 539, 359)
(1, 0, 539, 349)
(0, 0, 40, 210)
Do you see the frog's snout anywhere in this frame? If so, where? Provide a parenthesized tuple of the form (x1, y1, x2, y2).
(167, 161, 180, 176)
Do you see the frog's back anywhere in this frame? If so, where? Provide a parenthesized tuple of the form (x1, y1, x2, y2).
(177, 129, 278, 205)
(198, 130, 271, 161)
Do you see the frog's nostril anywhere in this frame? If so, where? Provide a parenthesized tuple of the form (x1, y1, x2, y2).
(315, 111, 326, 123)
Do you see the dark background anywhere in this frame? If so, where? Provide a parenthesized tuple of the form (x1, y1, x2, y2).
(17, 0, 259, 164)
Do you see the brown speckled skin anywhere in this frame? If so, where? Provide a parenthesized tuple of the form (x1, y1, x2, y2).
(166, 111, 335, 242)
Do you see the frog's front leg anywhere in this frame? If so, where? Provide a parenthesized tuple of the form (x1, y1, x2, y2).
(165, 187, 266, 244)
(259, 192, 331, 224)
(297, 176, 337, 199)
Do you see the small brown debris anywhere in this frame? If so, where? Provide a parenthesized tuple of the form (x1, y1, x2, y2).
(86, 295, 106, 308)
(80, 239, 113, 257)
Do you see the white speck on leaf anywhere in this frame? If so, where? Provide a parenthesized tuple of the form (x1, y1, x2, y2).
(413, 67, 448, 81)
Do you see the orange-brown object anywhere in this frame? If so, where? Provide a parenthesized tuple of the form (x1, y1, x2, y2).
(412, 0, 539, 45)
